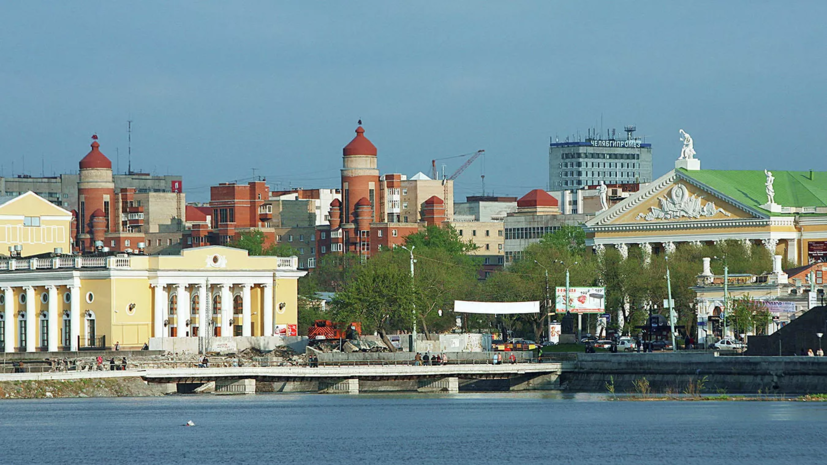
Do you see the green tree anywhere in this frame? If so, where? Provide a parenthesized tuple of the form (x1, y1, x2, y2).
(331, 253, 414, 348)
(228, 230, 268, 255)
(264, 242, 299, 257)
(539, 224, 586, 255)
(404, 225, 478, 254)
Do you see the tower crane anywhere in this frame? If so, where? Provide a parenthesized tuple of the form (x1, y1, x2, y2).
(431, 150, 484, 180)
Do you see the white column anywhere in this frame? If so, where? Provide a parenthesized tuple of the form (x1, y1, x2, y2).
(262, 283, 273, 337)
(220, 284, 232, 336)
(197, 283, 207, 337)
(25, 286, 35, 352)
(47, 286, 58, 352)
(70, 285, 80, 351)
(3, 287, 13, 353)
(178, 284, 190, 338)
(152, 284, 165, 339)
(242, 284, 252, 337)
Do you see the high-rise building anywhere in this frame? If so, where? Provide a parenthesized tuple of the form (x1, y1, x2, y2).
(548, 126, 652, 190)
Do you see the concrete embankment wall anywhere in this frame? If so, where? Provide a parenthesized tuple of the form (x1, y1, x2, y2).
(561, 353, 827, 395)
(0, 376, 171, 399)
(149, 336, 309, 354)
(316, 351, 534, 364)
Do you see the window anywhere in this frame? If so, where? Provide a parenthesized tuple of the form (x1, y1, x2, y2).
(472, 230, 477, 237)
(86, 292, 94, 303)
(321, 246, 327, 254)
(402, 189, 408, 195)
(498, 244, 503, 251)
(289, 235, 293, 242)
(299, 248, 305, 254)
(168, 239, 172, 246)
(321, 232, 326, 239)
(485, 244, 490, 250)
(378, 230, 383, 238)
(498, 230, 503, 237)
(310, 234, 315, 242)
(392, 230, 398, 237)
(299, 234, 304, 241)
(308, 258, 316, 268)
(485, 230, 490, 237)
(459, 230, 463, 236)
(277, 235, 282, 241)
(111, 240, 115, 247)
(23, 216, 41, 227)
(125, 240, 131, 247)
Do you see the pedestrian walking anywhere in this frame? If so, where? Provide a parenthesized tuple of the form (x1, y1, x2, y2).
(423, 353, 430, 366)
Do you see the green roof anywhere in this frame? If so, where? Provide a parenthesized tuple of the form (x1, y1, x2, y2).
(678, 169, 827, 215)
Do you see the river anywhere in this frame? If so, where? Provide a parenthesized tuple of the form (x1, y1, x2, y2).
(1, 393, 826, 464)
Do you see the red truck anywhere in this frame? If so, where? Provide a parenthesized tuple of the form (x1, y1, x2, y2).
(307, 320, 362, 343)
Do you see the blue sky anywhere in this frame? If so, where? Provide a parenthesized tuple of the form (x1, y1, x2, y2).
(1, 1, 825, 202)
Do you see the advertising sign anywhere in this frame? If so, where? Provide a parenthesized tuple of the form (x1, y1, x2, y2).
(555, 287, 605, 313)
(288, 324, 298, 337)
(762, 301, 796, 314)
(809, 241, 827, 260)
(548, 322, 561, 344)
(171, 180, 183, 193)
(275, 324, 288, 336)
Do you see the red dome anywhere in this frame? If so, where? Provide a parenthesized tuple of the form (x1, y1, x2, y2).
(343, 126, 377, 157)
(423, 195, 444, 205)
(80, 140, 112, 169)
(330, 198, 342, 207)
(90, 208, 106, 218)
(517, 189, 558, 208)
(355, 197, 372, 207)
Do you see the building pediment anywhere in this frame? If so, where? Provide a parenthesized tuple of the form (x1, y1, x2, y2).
(587, 170, 767, 228)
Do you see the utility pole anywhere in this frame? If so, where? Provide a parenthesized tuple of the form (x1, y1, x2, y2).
(402, 245, 416, 351)
(666, 256, 677, 352)
(723, 264, 729, 340)
(535, 260, 552, 340)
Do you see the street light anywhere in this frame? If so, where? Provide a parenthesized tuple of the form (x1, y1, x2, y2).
(534, 260, 552, 342)
(713, 256, 729, 341)
(665, 255, 677, 352)
(555, 260, 579, 340)
(817, 332, 823, 353)
(401, 245, 417, 351)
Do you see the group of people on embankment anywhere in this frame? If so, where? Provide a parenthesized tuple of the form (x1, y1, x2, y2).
(413, 353, 447, 366)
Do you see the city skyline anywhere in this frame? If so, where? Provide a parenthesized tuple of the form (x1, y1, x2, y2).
(2, 1, 825, 202)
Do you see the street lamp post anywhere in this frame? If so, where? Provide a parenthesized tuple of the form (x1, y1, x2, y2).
(817, 332, 823, 353)
(555, 260, 576, 340)
(534, 261, 552, 342)
(714, 256, 729, 341)
(401, 245, 417, 352)
(665, 256, 677, 352)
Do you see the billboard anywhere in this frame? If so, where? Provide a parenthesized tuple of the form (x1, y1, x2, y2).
(555, 287, 605, 313)
(171, 180, 183, 193)
(762, 301, 796, 314)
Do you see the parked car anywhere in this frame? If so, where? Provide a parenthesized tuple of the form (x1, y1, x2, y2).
(617, 337, 637, 352)
(712, 338, 744, 350)
(648, 340, 673, 351)
(594, 339, 614, 349)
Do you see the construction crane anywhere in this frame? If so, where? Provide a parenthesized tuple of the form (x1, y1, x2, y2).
(431, 150, 485, 180)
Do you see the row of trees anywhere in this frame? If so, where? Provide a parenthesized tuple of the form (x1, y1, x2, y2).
(230, 226, 778, 342)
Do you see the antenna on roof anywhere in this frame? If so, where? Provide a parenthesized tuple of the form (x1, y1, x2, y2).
(127, 120, 133, 175)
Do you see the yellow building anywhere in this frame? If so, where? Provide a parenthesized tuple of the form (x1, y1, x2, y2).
(0, 191, 72, 257)
(0, 246, 306, 352)
(586, 156, 827, 266)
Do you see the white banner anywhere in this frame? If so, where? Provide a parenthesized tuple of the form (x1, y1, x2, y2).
(454, 300, 540, 314)
(762, 301, 796, 314)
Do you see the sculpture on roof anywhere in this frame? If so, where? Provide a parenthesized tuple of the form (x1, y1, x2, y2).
(764, 170, 776, 205)
(679, 129, 695, 160)
(597, 181, 608, 212)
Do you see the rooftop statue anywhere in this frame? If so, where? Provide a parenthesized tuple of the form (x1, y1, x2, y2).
(597, 181, 608, 212)
(679, 129, 695, 160)
(764, 170, 776, 205)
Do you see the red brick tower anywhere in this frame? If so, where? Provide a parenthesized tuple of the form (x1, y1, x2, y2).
(354, 197, 373, 255)
(341, 123, 380, 224)
(329, 198, 341, 230)
(422, 195, 446, 227)
(77, 135, 116, 252)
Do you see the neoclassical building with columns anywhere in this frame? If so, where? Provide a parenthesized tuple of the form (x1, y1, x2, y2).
(0, 246, 306, 352)
(586, 156, 827, 266)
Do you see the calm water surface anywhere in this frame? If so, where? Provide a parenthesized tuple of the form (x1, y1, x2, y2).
(1, 393, 825, 465)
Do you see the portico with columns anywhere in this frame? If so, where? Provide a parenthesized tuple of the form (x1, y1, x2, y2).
(586, 153, 827, 266)
(0, 246, 305, 352)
